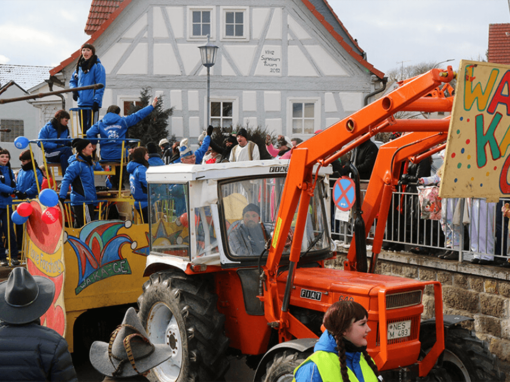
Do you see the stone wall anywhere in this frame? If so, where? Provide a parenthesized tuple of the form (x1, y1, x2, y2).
(326, 250, 510, 378)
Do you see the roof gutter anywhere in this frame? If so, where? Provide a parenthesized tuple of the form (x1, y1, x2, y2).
(364, 76, 388, 106)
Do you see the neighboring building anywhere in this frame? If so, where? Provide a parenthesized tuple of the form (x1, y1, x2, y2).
(50, 0, 384, 143)
(488, 23, 510, 65)
(0, 64, 63, 167)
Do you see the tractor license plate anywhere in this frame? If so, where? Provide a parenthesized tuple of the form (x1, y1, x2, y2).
(387, 320, 411, 340)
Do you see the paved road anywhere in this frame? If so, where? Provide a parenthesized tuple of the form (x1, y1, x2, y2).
(74, 354, 255, 381)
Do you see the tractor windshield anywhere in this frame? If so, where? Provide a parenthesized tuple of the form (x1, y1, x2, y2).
(149, 183, 190, 258)
(220, 176, 329, 259)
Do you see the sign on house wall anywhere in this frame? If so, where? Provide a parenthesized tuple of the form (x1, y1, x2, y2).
(441, 60, 510, 202)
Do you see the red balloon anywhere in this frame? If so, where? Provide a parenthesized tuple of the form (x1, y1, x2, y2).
(17, 203, 33, 217)
(42, 207, 60, 224)
(180, 213, 188, 227)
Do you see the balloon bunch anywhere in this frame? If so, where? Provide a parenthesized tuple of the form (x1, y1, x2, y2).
(11, 189, 61, 225)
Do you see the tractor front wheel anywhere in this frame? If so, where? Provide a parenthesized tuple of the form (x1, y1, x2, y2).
(420, 325, 503, 382)
(261, 350, 310, 382)
(137, 271, 229, 382)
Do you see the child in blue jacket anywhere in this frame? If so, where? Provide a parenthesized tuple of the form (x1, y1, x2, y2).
(0, 150, 19, 266)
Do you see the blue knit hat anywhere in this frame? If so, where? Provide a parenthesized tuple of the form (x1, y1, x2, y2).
(179, 138, 193, 158)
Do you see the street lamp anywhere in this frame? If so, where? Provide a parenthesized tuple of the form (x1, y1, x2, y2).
(433, 59, 454, 68)
(199, 35, 219, 128)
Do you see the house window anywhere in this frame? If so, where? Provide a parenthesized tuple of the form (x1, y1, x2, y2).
(221, 7, 249, 40)
(292, 102, 315, 134)
(210, 101, 233, 128)
(192, 10, 211, 37)
(123, 101, 143, 116)
(226, 11, 243, 37)
(0, 119, 23, 142)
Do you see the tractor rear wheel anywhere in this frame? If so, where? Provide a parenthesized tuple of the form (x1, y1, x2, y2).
(420, 325, 503, 382)
(261, 350, 310, 382)
(137, 271, 229, 382)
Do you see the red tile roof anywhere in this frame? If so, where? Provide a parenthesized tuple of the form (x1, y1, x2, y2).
(85, 0, 126, 35)
(50, 0, 132, 76)
(51, 0, 383, 79)
(488, 23, 510, 65)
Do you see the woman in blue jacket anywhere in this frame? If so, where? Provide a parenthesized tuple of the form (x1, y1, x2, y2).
(147, 142, 165, 166)
(128, 147, 150, 223)
(0, 150, 19, 266)
(69, 43, 106, 133)
(58, 139, 102, 228)
(38, 110, 73, 174)
(294, 301, 381, 382)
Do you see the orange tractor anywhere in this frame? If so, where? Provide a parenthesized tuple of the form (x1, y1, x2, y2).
(139, 66, 503, 382)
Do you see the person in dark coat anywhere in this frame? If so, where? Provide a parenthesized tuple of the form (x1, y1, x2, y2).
(221, 134, 238, 163)
(147, 142, 165, 166)
(38, 109, 73, 174)
(69, 43, 106, 133)
(159, 138, 176, 165)
(90, 307, 172, 381)
(339, 139, 378, 180)
(0, 267, 77, 381)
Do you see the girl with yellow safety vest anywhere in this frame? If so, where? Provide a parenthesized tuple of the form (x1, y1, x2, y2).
(294, 301, 382, 382)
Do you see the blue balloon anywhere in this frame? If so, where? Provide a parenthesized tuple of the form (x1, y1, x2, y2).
(39, 189, 58, 207)
(11, 211, 28, 225)
(14, 136, 29, 150)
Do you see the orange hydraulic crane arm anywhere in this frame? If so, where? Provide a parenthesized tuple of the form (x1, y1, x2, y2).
(265, 67, 455, 274)
(261, 66, 455, 328)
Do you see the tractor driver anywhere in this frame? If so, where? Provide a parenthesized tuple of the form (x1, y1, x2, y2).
(229, 204, 269, 257)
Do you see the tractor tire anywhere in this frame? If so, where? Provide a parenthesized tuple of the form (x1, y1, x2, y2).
(420, 325, 503, 382)
(137, 271, 229, 382)
(261, 350, 311, 382)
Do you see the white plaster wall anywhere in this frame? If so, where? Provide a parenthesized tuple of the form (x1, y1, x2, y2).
(177, 44, 202, 75)
(339, 92, 363, 112)
(154, 44, 181, 75)
(166, 7, 183, 39)
(189, 116, 200, 137)
(170, 90, 182, 110)
(243, 91, 257, 111)
(101, 43, 130, 74)
(188, 91, 199, 111)
(171, 117, 183, 137)
(326, 117, 340, 128)
(244, 117, 257, 128)
(266, 8, 282, 39)
(123, 13, 147, 38)
(265, 118, 282, 135)
(325, 92, 337, 112)
(118, 43, 148, 74)
(304, 46, 348, 76)
(288, 46, 318, 77)
(153, 7, 168, 38)
(288, 15, 311, 39)
(224, 45, 257, 76)
(252, 8, 270, 40)
(264, 91, 281, 112)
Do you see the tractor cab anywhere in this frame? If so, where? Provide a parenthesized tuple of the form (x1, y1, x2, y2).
(145, 160, 333, 272)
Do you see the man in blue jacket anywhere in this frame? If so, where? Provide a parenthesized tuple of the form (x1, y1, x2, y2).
(87, 96, 158, 189)
(16, 150, 44, 199)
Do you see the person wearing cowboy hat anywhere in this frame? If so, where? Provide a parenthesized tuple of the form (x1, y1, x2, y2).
(90, 307, 172, 381)
(0, 267, 77, 381)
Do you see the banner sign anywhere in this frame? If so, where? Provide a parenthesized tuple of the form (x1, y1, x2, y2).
(441, 60, 510, 202)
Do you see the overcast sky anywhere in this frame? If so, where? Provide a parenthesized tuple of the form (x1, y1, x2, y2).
(0, 0, 509, 74)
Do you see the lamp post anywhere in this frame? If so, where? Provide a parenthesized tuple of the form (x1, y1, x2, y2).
(199, 35, 219, 127)
(433, 59, 454, 68)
